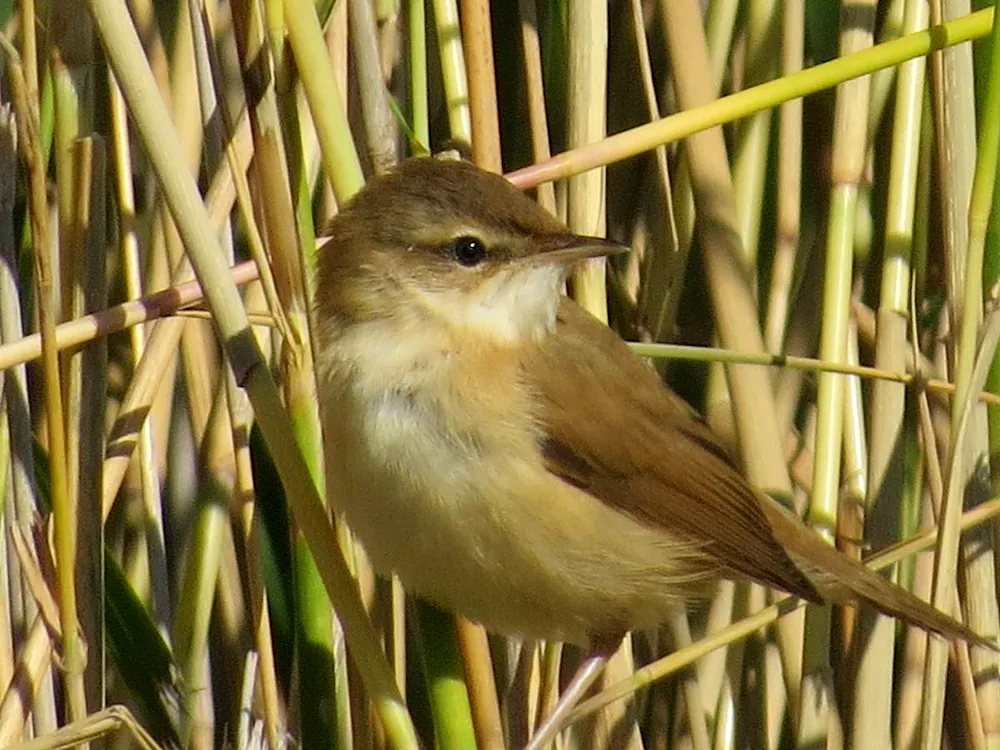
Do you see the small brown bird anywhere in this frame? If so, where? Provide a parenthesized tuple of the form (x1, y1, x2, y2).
(315, 157, 993, 740)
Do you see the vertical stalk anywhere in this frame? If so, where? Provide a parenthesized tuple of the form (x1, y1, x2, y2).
(565, 0, 609, 320)
(922, 2, 1000, 745)
(3, 39, 86, 730)
(852, 1, 928, 745)
(431, 0, 472, 146)
(409, 0, 429, 149)
(460, 0, 501, 170)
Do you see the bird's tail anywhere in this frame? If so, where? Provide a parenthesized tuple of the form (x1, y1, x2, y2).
(758, 497, 998, 651)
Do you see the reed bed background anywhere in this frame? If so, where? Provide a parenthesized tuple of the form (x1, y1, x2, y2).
(0, 1, 999, 748)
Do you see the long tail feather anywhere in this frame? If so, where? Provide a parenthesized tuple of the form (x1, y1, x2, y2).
(758, 497, 998, 651)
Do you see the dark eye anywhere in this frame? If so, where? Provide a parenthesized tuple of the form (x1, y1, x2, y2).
(449, 236, 487, 267)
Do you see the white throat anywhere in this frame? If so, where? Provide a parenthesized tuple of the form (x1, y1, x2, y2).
(417, 265, 565, 344)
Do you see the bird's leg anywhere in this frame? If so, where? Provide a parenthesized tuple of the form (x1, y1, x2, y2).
(523, 637, 621, 750)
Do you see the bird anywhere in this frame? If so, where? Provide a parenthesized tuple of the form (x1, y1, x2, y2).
(313, 156, 994, 744)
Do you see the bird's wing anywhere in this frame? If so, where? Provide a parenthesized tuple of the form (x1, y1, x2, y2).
(525, 300, 997, 650)
(523, 299, 820, 603)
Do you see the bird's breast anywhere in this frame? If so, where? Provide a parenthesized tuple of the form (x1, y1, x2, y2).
(318, 320, 711, 644)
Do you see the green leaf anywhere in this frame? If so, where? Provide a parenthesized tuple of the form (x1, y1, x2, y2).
(105, 553, 181, 748)
(249, 423, 296, 696)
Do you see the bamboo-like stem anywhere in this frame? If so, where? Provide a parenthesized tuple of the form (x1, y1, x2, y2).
(455, 619, 503, 746)
(52, 51, 82, 329)
(227, 340, 285, 750)
(0, 92, 42, 724)
(431, 0, 472, 145)
(173, 377, 232, 746)
(952, 638, 989, 750)
(129, 0, 197, 487)
(863, 0, 906, 152)
(350, 0, 397, 172)
(155, 23, 220, 731)
(517, 0, 555, 213)
(503, 640, 540, 746)
(18, 0, 38, 103)
(2, 36, 87, 730)
(103, 357, 174, 513)
(838, 319, 867, 595)
(895, 112, 936, 747)
(765, 0, 803, 354)
(730, 0, 779, 268)
(158, 2, 216, 526)
(460, 0, 501, 171)
(717, 7, 781, 743)
(627, 0, 676, 343)
(409, 0, 429, 149)
(374, 0, 398, 75)
(534, 641, 562, 741)
(667, 613, 711, 750)
(71, 135, 108, 723)
(169, 1, 221, 533)
(895, 431, 932, 749)
(852, 1, 928, 744)
(807, 4, 876, 742)
(200, 2, 291, 342)
(932, 0, 979, 339)
(703, 0, 740, 93)
(52, 30, 98, 730)
(414, 602, 478, 748)
(565, 0, 608, 321)
(0, 113, 16, 708)
(934, 0, 1000, 740)
(910, 307, 988, 750)
(11, 521, 63, 637)
(283, 0, 364, 200)
(921, 312, 1000, 746)
(650, 0, 738, 346)
(921, 3, 1000, 745)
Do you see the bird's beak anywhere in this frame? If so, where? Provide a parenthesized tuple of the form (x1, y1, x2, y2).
(524, 234, 630, 267)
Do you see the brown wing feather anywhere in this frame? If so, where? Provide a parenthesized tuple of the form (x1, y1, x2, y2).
(525, 299, 820, 603)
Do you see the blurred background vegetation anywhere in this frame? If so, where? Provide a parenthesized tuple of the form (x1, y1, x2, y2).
(1, 0, 1000, 748)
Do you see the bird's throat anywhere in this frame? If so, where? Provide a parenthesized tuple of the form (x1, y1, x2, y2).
(413, 265, 565, 345)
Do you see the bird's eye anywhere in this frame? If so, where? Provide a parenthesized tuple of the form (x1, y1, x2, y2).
(449, 236, 487, 267)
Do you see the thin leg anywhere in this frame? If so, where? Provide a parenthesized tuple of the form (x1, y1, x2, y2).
(523, 652, 608, 750)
